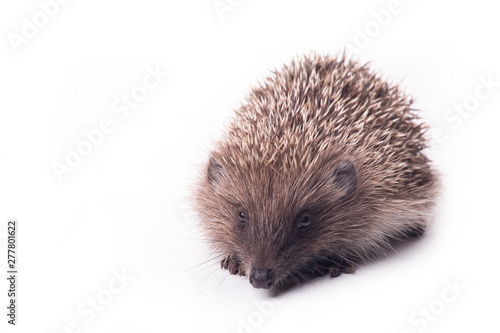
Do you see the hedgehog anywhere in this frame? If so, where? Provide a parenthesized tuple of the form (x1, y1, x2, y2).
(193, 53, 440, 290)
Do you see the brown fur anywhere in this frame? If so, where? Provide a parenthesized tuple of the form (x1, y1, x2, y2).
(193, 53, 440, 289)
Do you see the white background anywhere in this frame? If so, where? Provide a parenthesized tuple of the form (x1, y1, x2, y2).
(1, 0, 499, 332)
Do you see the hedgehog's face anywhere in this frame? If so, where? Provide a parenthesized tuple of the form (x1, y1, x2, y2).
(197, 154, 357, 290)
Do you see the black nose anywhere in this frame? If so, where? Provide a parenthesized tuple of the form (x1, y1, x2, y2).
(249, 267, 275, 289)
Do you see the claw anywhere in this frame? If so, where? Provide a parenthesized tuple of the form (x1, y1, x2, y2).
(327, 257, 355, 278)
(221, 255, 245, 276)
(329, 266, 341, 278)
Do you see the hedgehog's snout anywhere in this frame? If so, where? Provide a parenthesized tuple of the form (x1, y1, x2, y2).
(249, 267, 275, 289)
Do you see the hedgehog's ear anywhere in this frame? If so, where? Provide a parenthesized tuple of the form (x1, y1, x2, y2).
(207, 156, 224, 185)
(333, 160, 357, 198)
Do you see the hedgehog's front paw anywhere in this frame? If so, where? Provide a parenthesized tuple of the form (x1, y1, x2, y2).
(328, 258, 355, 278)
(221, 254, 245, 276)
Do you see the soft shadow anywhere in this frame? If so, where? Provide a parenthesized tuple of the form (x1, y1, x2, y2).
(269, 232, 427, 297)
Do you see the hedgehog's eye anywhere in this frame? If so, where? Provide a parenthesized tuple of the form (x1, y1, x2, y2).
(238, 212, 247, 223)
(298, 216, 311, 229)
